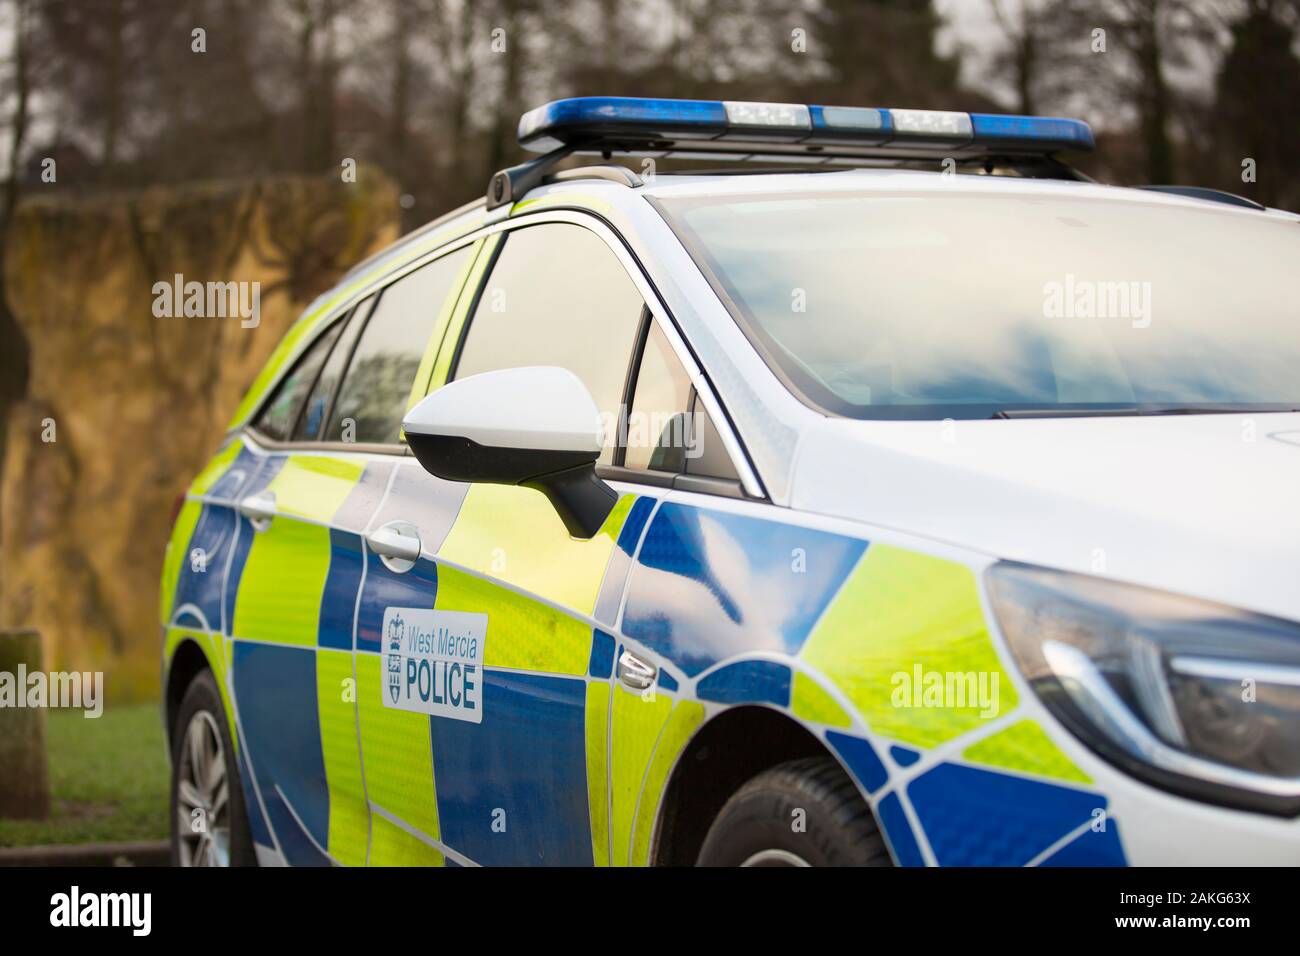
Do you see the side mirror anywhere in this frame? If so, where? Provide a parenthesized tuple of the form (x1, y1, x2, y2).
(402, 366, 618, 539)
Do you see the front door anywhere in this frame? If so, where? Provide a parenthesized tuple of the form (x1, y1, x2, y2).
(408, 219, 651, 865)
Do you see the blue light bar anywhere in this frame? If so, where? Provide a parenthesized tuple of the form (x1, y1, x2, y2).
(516, 96, 1094, 158)
(969, 112, 1096, 151)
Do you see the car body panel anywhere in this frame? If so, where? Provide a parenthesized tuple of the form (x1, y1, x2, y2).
(161, 167, 1300, 867)
(792, 413, 1300, 623)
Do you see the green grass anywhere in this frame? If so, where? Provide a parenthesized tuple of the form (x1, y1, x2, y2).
(0, 703, 169, 847)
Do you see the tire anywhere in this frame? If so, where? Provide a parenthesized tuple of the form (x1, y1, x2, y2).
(169, 669, 257, 866)
(697, 756, 892, 867)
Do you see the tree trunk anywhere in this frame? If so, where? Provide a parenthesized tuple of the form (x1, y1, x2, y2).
(1137, 10, 1174, 183)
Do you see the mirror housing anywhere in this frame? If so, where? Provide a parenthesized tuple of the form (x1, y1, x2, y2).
(403, 367, 618, 539)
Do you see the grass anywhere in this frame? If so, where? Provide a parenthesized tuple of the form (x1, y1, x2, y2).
(0, 702, 169, 847)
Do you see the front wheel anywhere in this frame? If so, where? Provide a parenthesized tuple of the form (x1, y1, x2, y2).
(697, 756, 892, 867)
(169, 670, 257, 866)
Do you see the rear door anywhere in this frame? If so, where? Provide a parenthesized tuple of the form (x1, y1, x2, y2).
(227, 242, 477, 867)
(225, 308, 371, 866)
(341, 242, 484, 865)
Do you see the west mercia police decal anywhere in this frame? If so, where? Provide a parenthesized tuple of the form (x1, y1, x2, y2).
(382, 608, 487, 722)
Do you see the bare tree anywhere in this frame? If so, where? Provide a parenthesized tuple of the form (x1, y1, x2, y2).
(1, 0, 35, 424)
(1084, 0, 1215, 182)
(988, 0, 1083, 115)
(0, 0, 38, 571)
(1212, 0, 1300, 206)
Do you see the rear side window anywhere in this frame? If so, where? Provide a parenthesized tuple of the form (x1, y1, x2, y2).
(328, 247, 472, 445)
(253, 320, 344, 442)
(452, 223, 645, 462)
(295, 297, 373, 441)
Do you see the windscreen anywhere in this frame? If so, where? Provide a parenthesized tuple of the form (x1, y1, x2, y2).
(659, 189, 1300, 419)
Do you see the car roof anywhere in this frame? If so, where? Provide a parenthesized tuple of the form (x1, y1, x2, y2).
(633, 166, 1300, 221)
(366, 166, 1295, 276)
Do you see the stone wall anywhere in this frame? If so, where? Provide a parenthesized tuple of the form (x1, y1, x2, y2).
(0, 169, 401, 701)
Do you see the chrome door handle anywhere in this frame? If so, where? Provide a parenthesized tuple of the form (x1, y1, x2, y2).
(237, 491, 276, 529)
(365, 521, 422, 572)
(617, 650, 656, 691)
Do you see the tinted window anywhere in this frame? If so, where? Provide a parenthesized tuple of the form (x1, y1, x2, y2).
(624, 321, 737, 480)
(295, 297, 373, 441)
(254, 320, 344, 442)
(328, 247, 472, 444)
(453, 224, 645, 462)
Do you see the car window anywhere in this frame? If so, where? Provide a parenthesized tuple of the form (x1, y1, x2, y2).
(253, 320, 344, 442)
(685, 389, 740, 481)
(452, 223, 645, 463)
(624, 321, 738, 481)
(294, 297, 374, 442)
(659, 191, 1300, 420)
(328, 246, 473, 445)
(625, 322, 692, 471)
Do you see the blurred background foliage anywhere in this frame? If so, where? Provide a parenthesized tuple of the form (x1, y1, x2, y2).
(6, 1, 1300, 223)
(0, 0, 1296, 700)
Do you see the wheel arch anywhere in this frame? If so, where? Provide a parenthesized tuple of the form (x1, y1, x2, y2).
(651, 704, 841, 866)
(164, 638, 215, 751)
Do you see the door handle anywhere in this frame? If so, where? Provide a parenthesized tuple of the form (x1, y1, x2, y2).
(365, 521, 422, 572)
(617, 650, 656, 691)
(236, 491, 276, 529)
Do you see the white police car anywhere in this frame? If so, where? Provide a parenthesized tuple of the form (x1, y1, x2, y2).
(161, 97, 1300, 867)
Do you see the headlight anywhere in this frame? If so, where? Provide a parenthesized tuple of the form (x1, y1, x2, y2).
(986, 562, 1300, 816)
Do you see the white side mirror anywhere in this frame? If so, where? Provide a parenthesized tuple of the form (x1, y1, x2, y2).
(403, 367, 617, 538)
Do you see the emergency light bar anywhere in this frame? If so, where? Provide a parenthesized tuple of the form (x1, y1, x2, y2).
(517, 96, 1095, 159)
(486, 96, 1095, 209)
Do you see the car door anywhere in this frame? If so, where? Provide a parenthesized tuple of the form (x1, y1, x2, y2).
(339, 242, 484, 866)
(379, 218, 656, 867)
(225, 242, 477, 867)
(222, 308, 369, 867)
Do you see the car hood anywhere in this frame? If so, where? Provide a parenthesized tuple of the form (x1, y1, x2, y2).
(790, 413, 1300, 622)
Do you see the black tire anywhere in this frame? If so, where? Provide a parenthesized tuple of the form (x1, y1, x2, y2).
(169, 669, 258, 866)
(697, 756, 892, 867)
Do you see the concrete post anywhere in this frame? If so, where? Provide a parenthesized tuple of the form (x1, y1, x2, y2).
(0, 629, 51, 819)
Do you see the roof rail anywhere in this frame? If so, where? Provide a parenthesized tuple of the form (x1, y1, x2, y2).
(1137, 185, 1265, 211)
(545, 164, 643, 188)
(487, 143, 578, 210)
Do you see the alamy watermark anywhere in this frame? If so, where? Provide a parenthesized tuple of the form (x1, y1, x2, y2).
(152, 273, 260, 328)
(1043, 273, 1152, 328)
(50, 886, 150, 936)
(0, 666, 104, 718)
(600, 407, 704, 459)
(891, 664, 1000, 719)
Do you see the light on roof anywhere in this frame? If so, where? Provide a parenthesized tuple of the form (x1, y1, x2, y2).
(889, 109, 973, 139)
(816, 106, 885, 131)
(513, 95, 1094, 160)
(722, 101, 811, 130)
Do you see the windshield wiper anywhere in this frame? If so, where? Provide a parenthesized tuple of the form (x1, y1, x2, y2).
(993, 405, 1300, 419)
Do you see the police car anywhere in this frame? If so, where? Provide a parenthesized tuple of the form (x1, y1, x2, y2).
(159, 96, 1300, 867)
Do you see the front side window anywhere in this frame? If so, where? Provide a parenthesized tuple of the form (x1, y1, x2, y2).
(625, 322, 693, 471)
(659, 191, 1300, 420)
(328, 246, 472, 444)
(253, 320, 344, 441)
(452, 223, 645, 462)
(624, 321, 738, 481)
